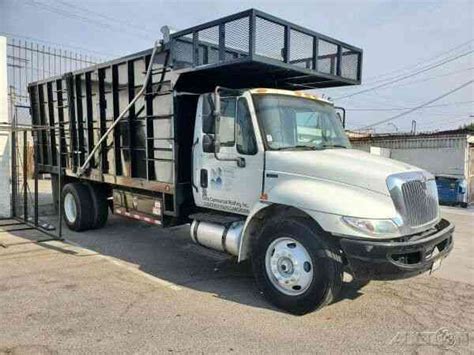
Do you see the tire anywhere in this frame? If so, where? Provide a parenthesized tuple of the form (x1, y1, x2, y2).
(460, 202, 468, 208)
(252, 217, 343, 315)
(62, 183, 94, 231)
(86, 183, 109, 229)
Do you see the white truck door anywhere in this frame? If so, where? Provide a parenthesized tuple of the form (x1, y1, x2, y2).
(193, 93, 263, 215)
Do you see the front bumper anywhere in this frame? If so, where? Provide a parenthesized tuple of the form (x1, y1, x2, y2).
(340, 219, 454, 280)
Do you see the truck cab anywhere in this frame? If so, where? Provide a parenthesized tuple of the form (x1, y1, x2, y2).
(190, 87, 454, 314)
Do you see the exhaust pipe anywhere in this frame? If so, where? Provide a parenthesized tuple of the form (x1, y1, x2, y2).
(190, 220, 244, 256)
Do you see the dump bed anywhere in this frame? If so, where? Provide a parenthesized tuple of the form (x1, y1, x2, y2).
(27, 9, 363, 220)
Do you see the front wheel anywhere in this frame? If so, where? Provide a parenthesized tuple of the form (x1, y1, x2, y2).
(252, 217, 343, 315)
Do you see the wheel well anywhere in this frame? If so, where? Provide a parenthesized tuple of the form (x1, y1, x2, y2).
(239, 204, 322, 262)
(51, 175, 112, 206)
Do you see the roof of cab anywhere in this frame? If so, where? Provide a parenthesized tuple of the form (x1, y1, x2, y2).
(249, 88, 333, 105)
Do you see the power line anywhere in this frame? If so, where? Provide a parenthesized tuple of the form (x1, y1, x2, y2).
(336, 40, 473, 97)
(345, 100, 474, 111)
(347, 115, 472, 131)
(407, 112, 473, 116)
(357, 80, 474, 130)
(421, 115, 473, 129)
(364, 66, 474, 91)
(363, 39, 474, 83)
(335, 50, 474, 100)
(24, 0, 155, 41)
(322, 65, 474, 98)
(0, 31, 118, 58)
(54, 0, 156, 35)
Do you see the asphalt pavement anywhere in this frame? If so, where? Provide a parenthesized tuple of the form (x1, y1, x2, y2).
(0, 206, 472, 353)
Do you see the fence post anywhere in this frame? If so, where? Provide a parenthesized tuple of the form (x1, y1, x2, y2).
(0, 36, 12, 218)
(10, 87, 17, 218)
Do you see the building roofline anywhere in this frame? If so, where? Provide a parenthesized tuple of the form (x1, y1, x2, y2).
(349, 128, 473, 142)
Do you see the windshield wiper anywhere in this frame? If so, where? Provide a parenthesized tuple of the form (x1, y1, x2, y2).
(274, 145, 320, 151)
(320, 144, 347, 149)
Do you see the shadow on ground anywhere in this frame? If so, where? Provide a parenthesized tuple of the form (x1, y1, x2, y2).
(6, 214, 369, 314)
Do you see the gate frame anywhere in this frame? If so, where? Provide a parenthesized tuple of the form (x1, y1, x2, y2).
(0, 114, 64, 241)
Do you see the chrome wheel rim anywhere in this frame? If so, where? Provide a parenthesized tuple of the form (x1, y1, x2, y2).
(64, 193, 77, 223)
(265, 237, 314, 296)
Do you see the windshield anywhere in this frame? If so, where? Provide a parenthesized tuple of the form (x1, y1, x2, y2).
(252, 94, 351, 150)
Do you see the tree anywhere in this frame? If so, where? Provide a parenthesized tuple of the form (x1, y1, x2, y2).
(459, 122, 474, 131)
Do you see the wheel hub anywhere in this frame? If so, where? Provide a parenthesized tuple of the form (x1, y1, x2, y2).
(265, 237, 314, 296)
(277, 257, 294, 276)
(64, 192, 77, 223)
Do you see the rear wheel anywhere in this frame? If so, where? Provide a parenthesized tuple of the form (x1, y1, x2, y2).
(62, 183, 94, 231)
(252, 217, 343, 315)
(87, 183, 109, 229)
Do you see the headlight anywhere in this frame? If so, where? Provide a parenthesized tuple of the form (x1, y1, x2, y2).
(341, 216, 400, 236)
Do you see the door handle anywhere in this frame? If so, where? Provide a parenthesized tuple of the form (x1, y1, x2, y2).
(200, 169, 208, 188)
(237, 157, 246, 168)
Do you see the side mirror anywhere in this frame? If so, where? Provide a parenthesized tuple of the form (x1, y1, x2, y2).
(212, 89, 221, 151)
(204, 86, 245, 168)
(202, 134, 215, 153)
(334, 107, 346, 128)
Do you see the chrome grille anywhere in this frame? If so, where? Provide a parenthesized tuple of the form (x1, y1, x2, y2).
(401, 179, 439, 227)
(387, 172, 440, 231)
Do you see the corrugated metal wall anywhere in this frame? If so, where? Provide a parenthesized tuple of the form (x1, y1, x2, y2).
(351, 134, 472, 203)
(351, 135, 468, 177)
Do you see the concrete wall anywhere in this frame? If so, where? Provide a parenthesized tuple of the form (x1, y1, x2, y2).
(0, 36, 11, 217)
(352, 136, 468, 178)
(389, 147, 466, 177)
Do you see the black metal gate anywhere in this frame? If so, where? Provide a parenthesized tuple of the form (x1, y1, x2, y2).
(5, 103, 63, 240)
(2, 36, 104, 239)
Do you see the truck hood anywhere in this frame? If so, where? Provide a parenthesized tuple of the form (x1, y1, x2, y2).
(265, 148, 420, 195)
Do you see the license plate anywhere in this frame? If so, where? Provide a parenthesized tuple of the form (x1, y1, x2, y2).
(430, 247, 442, 273)
(431, 258, 442, 272)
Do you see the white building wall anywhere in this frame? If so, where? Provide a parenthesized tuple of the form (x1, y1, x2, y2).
(390, 147, 465, 177)
(351, 135, 468, 179)
(0, 36, 11, 217)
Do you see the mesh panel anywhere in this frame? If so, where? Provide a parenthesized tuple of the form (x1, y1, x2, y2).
(341, 46, 359, 80)
(290, 30, 313, 69)
(170, 11, 362, 85)
(173, 34, 193, 68)
(318, 39, 338, 75)
(256, 17, 285, 61)
(225, 17, 250, 58)
(225, 51, 239, 60)
(198, 26, 219, 65)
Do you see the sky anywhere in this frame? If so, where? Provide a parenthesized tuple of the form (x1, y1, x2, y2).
(1, 0, 473, 132)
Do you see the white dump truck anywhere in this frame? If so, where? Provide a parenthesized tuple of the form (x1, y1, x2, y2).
(28, 9, 454, 314)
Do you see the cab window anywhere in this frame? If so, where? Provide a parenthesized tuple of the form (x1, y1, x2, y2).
(236, 98, 257, 155)
(201, 94, 257, 154)
(219, 97, 236, 146)
(201, 93, 214, 134)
